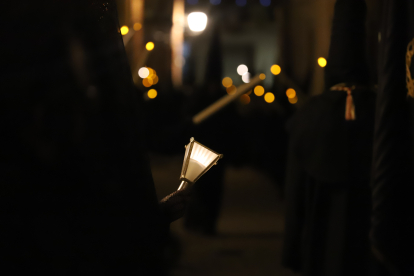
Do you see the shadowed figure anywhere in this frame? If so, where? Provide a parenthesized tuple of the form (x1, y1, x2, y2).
(0, 1, 190, 274)
(282, 1, 385, 275)
(370, 0, 414, 275)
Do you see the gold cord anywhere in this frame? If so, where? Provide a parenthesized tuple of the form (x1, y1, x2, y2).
(406, 38, 414, 98)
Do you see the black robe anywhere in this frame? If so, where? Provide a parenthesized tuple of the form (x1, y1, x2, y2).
(282, 88, 377, 276)
(282, 1, 380, 275)
(371, 0, 414, 274)
(0, 1, 167, 274)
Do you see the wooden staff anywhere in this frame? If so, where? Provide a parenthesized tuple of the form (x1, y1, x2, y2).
(192, 75, 262, 125)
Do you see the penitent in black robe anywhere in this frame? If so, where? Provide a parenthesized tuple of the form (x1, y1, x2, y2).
(371, 0, 414, 274)
(282, 87, 377, 276)
(0, 1, 167, 274)
(282, 1, 381, 275)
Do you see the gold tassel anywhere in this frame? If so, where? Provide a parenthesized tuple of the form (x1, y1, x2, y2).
(330, 85, 356, 121)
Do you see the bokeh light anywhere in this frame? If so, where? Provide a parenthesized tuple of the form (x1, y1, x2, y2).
(133, 23, 142, 31)
(289, 96, 298, 104)
(254, 85, 265, 96)
(264, 92, 275, 103)
(147, 67, 155, 78)
(259, 73, 266, 80)
(236, 0, 247, 7)
(240, 94, 250, 104)
(237, 64, 248, 75)
(146, 42, 155, 51)
(242, 72, 250, 83)
(260, 0, 271, 6)
(226, 85, 237, 95)
(222, 77, 233, 88)
(152, 75, 159, 85)
(286, 88, 296, 99)
(318, 57, 327, 67)
(187, 12, 208, 32)
(120, 26, 129, 35)
(138, 67, 150, 78)
(148, 89, 157, 99)
(143, 78, 152, 87)
(270, 64, 281, 75)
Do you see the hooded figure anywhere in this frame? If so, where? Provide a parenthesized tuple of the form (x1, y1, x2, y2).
(282, 1, 380, 275)
(371, 0, 414, 274)
(0, 1, 190, 274)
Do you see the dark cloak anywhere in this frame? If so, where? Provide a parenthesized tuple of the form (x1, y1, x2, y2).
(282, 88, 377, 276)
(371, 0, 414, 274)
(282, 1, 379, 275)
(0, 1, 167, 274)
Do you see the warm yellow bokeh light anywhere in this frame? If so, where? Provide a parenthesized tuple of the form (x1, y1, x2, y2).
(147, 67, 155, 78)
(226, 85, 237, 95)
(143, 78, 152, 87)
(222, 77, 233, 88)
(120, 26, 129, 35)
(286, 88, 296, 99)
(133, 22, 142, 31)
(259, 73, 266, 80)
(254, 85, 265, 96)
(240, 94, 250, 104)
(264, 92, 275, 103)
(152, 75, 159, 85)
(289, 96, 298, 104)
(148, 89, 157, 99)
(318, 57, 327, 67)
(270, 65, 281, 75)
(146, 42, 155, 51)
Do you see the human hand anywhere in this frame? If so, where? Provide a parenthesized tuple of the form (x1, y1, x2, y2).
(159, 187, 192, 223)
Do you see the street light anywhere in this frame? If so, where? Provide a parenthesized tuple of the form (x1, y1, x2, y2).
(177, 137, 223, 190)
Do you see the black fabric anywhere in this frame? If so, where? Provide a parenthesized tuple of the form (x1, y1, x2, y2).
(371, 0, 414, 274)
(325, 0, 370, 88)
(282, 1, 380, 275)
(0, 1, 167, 274)
(282, 89, 377, 276)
